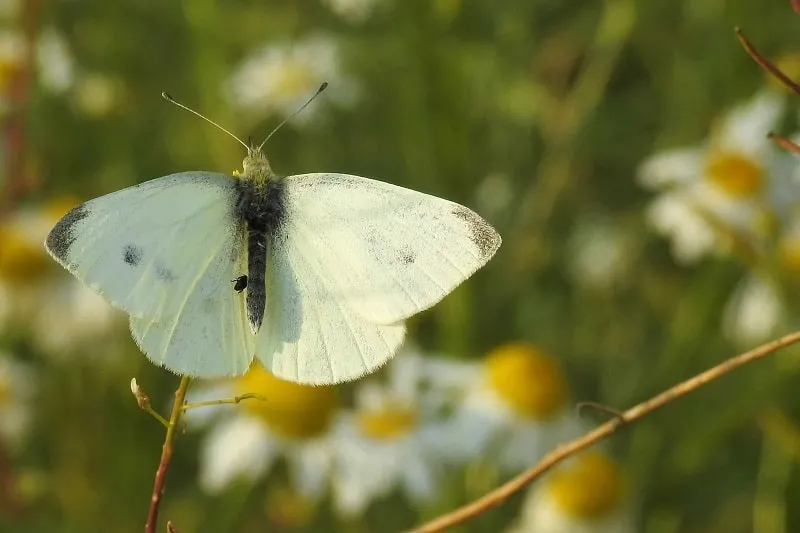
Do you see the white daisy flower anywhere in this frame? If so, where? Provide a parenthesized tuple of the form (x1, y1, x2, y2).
(723, 274, 784, 348)
(197, 364, 340, 501)
(428, 343, 586, 473)
(35, 28, 74, 94)
(0, 198, 122, 354)
(224, 34, 359, 125)
(72, 72, 122, 118)
(508, 451, 635, 533)
(0, 355, 35, 449)
(331, 353, 449, 516)
(322, 0, 384, 23)
(567, 214, 635, 290)
(638, 89, 792, 264)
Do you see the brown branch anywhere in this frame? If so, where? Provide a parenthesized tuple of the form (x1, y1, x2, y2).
(145, 376, 192, 533)
(768, 132, 800, 153)
(410, 330, 800, 533)
(735, 27, 800, 96)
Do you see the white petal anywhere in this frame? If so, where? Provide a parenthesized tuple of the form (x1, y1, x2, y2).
(645, 193, 716, 264)
(289, 438, 333, 499)
(399, 447, 437, 502)
(637, 148, 704, 189)
(719, 89, 785, 158)
(723, 275, 783, 347)
(199, 415, 275, 493)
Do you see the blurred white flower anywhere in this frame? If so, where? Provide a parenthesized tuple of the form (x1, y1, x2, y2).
(0, 355, 35, 449)
(567, 215, 634, 290)
(0, 198, 122, 354)
(428, 343, 586, 473)
(197, 364, 339, 500)
(32, 278, 121, 355)
(36, 28, 74, 93)
(723, 274, 783, 347)
(331, 353, 450, 516)
(224, 34, 359, 125)
(72, 72, 121, 118)
(322, 0, 383, 23)
(638, 90, 793, 264)
(507, 451, 635, 533)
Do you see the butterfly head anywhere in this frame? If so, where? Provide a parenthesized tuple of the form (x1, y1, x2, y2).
(241, 146, 275, 187)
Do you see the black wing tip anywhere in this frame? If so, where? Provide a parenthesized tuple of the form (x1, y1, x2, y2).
(44, 203, 89, 263)
(452, 205, 502, 260)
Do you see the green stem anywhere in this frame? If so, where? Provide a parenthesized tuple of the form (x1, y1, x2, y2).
(182, 392, 266, 411)
(144, 376, 192, 533)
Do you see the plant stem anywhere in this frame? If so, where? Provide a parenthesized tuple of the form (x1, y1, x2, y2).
(145, 376, 192, 533)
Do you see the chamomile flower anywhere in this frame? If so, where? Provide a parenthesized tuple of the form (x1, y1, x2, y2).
(0, 199, 122, 353)
(0, 354, 35, 449)
(35, 28, 73, 94)
(638, 90, 792, 264)
(723, 274, 784, 347)
(508, 451, 634, 533)
(322, 0, 384, 23)
(331, 353, 449, 516)
(224, 34, 359, 125)
(429, 343, 586, 472)
(198, 364, 340, 500)
(567, 214, 635, 290)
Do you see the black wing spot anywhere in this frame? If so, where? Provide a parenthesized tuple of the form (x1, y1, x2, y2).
(232, 275, 248, 292)
(123, 244, 143, 266)
(452, 206, 500, 258)
(45, 204, 89, 263)
(399, 247, 416, 265)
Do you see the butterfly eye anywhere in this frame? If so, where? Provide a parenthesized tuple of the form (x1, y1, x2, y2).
(231, 275, 248, 292)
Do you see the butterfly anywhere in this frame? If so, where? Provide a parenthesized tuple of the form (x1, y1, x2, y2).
(44, 87, 501, 385)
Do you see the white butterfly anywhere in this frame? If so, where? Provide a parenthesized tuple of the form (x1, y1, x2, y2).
(44, 93, 501, 385)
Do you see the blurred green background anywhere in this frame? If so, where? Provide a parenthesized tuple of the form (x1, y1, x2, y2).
(3, 0, 800, 532)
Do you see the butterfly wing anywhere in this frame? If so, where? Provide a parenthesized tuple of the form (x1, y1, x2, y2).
(129, 242, 255, 377)
(255, 172, 500, 384)
(257, 225, 406, 384)
(275, 173, 501, 324)
(45, 172, 239, 321)
(47, 171, 256, 376)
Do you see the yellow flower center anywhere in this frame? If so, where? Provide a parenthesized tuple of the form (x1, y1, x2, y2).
(705, 152, 764, 198)
(548, 452, 625, 520)
(484, 343, 569, 419)
(235, 365, 338, 440)
(357, 406, 418, 440)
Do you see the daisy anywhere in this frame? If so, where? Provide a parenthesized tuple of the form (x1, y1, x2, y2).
(322, 0, 384, 23)
(330, 352, 450, 516)
(35, 28, 74, 94)
(567, 214, 635, 290)
(427, 342, 587, 473)
(638, 89, 793, 264)
(723, 274, 784, 348)
(508, 451, 635, 533)
(197, 363, 340, 501)
(0, 354, 35, 449)
(224, 34, 359, 125)
(0, 199, 122, 354)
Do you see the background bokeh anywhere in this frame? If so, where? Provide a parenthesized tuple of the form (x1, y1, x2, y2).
(2, 0, 800, 532)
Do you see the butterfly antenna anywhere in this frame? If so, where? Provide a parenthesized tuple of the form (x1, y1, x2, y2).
(161, 92, 249, 151)
(257, 82, 328, 151)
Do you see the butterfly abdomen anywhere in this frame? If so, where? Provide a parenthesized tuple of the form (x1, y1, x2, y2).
(235, 177, 287, 332)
